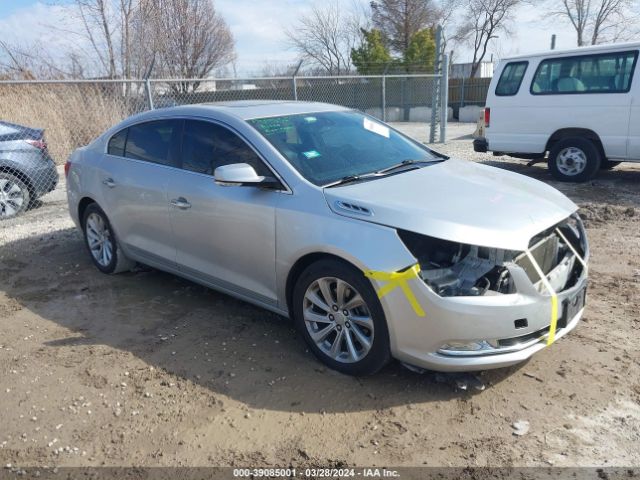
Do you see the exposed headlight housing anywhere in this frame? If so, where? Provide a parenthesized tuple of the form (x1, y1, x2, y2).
(397, 230, 518, 297)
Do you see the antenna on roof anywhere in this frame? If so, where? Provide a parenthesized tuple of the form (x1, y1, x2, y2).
(551, 34, 557, 50)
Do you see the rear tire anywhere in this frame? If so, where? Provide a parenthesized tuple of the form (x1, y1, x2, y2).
(292, 259, 391, 376)
(82, 203, 135, 274)
(548, 137, 601, 182)
(0, 172, 30, 219)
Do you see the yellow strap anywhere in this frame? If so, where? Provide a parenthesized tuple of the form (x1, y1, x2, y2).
(555, 228, 588, 273)
(364, 264, 426, 317)
(525, 250, 558, 345)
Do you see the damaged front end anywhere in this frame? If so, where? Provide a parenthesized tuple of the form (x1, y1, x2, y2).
(398, 213, 588, 299)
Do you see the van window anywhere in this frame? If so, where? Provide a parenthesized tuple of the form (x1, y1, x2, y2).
(531, 50, 638, 95)
(107, 129, 127, 156)
(125, 120, 182, 167)
(495, 61, 528, 96)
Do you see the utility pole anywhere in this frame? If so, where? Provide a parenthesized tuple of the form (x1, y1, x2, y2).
(551, 34, 556, 50)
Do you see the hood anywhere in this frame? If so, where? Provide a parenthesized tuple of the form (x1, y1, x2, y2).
(323, 158, 577, 251)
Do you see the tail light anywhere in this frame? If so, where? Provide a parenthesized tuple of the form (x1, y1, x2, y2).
(64, 161, 71, 178)
(26, 139, 48, 151)
(484, 107, 490, 128)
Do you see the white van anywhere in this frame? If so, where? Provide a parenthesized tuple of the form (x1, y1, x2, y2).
(474, 42, 639, 182)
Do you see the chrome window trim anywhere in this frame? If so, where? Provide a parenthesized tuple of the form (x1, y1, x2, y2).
(103, 114, 292, 195)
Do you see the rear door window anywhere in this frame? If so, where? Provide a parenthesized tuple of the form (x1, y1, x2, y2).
(495, 61, 528, 96)
(124, 120, 182, 167)
(531, 50, 638, 94)
(107, 129, 127, 156)
(180, 120, 270, 177)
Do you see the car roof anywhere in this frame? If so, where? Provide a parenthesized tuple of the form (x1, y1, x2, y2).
(500, 41, 640, 62)
(156, 100, 351, 121)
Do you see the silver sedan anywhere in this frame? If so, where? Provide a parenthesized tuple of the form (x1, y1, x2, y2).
(66, 101, 589, 375)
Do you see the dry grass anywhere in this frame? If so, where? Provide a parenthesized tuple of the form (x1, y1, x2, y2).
(0, 82, 148, 164)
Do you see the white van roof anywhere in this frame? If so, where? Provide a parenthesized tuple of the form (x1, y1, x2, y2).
(500, 41, 640, 62)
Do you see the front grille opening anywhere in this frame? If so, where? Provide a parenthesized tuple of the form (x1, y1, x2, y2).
(498, 326, 549, 347)
(515, 216, 587, 293)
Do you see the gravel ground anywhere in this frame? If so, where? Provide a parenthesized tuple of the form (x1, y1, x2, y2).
(0, 122, 639, 470)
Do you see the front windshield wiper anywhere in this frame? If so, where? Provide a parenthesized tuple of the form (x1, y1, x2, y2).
(325, 173, 379, 188)
(375, 158, 437, 175)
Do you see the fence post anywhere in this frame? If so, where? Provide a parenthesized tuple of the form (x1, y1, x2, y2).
(429, 25, 442, 143)
(145, 79, 154, 110)
(440, 54, 449, 143)
(460, 76, 465, 108)
(382, 75, 386, 121)
(292, 59, 303, 101)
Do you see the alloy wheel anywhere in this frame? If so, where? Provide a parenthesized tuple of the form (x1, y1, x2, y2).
(85, 212, 113, 267)
(0, 178, 26, 219)
(303, 277, 374, 363)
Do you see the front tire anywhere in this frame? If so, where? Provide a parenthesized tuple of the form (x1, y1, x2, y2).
(82, 203, 134, 274)
(548, 137, 601, 182)
(0, 173, 30, 219)
(293, 259, 391, 376)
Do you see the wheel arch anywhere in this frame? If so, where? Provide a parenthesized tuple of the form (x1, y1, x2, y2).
(546, 128, 606, 159)
(285, 252, 362, 319)
(0, 164, 35, 197)
(78, 196, 98, 227)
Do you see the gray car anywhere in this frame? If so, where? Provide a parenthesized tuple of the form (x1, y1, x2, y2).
(66, 101, 589, 375)
(0, 121, 59, 219)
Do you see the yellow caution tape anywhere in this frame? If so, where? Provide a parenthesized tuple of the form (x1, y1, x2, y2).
(549, 295, 559, 345)
(525, 250, 558, 345)
(364, 264, 426, 317)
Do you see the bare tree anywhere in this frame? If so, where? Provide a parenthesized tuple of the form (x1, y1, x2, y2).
(549, 0, 636, 46)
(455, 0, 521, 78)
(0, 40, 86, 79)
(73, 0, 119, 77)
(370, 0, 441, 55)
(132, 0, 235, 90)
(0, 0, 235, 82)
(286, 1, 361, 75)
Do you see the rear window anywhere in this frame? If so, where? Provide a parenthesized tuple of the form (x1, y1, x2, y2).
(495, 61, 528, 96)
(124, 120, 181, 167)
(531, 50, 638, 95)
(107, 129, 127, 156)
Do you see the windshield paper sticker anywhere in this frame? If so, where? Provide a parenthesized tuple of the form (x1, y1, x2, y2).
(303, 150, 321, 159)
(363, 118, 390, 138)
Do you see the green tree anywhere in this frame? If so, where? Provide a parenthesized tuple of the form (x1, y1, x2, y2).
(403, 28, 435, 73)
(351, 29, 392, 74)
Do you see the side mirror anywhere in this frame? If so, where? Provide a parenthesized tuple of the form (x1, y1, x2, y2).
(214, 163, 280, 189)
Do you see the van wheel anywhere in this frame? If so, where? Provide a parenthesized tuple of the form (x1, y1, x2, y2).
(548, 137, 601, 182)
(600, 160, 621, 170)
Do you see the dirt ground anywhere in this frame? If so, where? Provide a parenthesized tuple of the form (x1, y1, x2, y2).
(0, 123, 639, 470)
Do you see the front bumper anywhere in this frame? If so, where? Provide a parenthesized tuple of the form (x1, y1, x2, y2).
(378, 222, 589, 372)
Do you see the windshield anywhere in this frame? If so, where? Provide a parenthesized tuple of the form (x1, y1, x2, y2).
(248, 110, 440, 186)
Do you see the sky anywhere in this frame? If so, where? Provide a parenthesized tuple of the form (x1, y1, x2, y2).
(0, 0, 581, 77)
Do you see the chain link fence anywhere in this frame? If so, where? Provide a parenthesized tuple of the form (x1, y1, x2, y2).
(0, 73, 447, 221)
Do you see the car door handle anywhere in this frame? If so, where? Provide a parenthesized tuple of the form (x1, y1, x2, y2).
(102, 178, 116, 188)
(170, 197, 191, 210)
